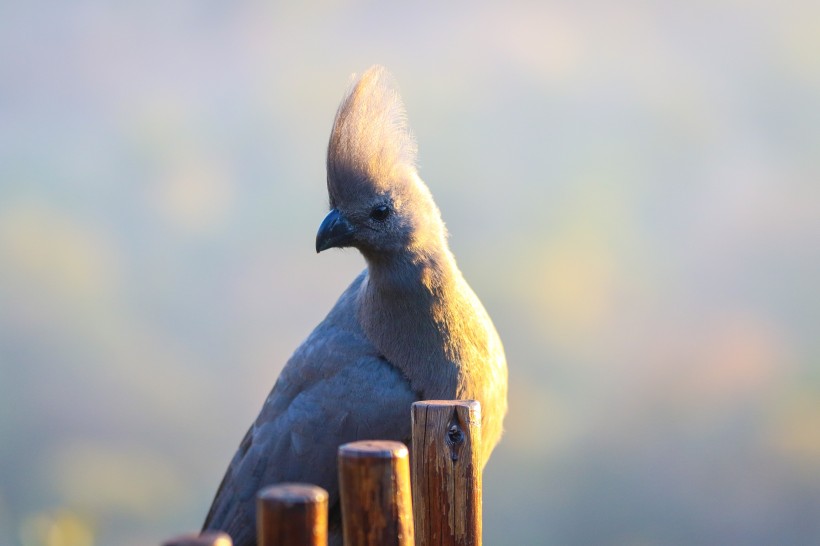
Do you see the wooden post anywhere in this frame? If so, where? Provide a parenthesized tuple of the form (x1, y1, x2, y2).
(411, 400, 482, 546)
(338, 440, 415, 546)
(257, 483, 328, 546)
(162, 532, 233, 546)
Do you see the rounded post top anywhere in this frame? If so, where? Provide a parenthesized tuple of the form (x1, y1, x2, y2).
(412, 399, 480, 410)
(162, 532, 232, 546)
(412, 400, 481, 422)
(338, 440, 408, 459)
(257, 483, 329, 504)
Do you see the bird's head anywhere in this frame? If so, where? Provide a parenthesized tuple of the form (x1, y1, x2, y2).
(316, 66, 445, 260)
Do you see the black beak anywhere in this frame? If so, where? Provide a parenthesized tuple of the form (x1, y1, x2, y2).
(316, 208, 355, 253)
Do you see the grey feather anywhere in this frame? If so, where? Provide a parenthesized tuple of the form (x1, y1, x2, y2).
(203, 67, 507, 546)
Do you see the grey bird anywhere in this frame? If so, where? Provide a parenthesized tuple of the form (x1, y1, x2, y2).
(202, 66, 508, 546)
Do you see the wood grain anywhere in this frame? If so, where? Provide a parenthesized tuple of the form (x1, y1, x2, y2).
(411, 400, 482, 546)
(338, 440, 414, 546)
(257, 483, 328, 546)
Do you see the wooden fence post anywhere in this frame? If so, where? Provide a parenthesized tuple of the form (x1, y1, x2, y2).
(162, 531, 233, 546)
(257, 483, 328, 546)
(338, 440, 415, 546)
(411, 400, 482, 546)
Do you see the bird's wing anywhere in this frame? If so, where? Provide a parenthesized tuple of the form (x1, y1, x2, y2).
(202, 272, 418, 545)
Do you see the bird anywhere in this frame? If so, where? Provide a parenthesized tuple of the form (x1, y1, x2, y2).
(202, 66, 508, 546)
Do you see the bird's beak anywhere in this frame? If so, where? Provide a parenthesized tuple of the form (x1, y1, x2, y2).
(316, 208, 355, 253)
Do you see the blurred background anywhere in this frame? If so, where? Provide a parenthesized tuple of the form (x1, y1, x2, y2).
(1, 1, 819, 545)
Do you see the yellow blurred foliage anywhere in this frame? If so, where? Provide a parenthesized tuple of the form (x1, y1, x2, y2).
(769, 388, 820, 466)
(49, 443, 184, 519)
(534, 239, 616, 337)
(19, 509, 94, 546)
(151, 158, 234, 233)
(0, 203, 118, 304)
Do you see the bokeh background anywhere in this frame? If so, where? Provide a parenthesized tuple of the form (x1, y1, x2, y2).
(2, 1, 819, 545)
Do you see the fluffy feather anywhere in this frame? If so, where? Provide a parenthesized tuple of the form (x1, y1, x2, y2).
(328, 66, 418, 200)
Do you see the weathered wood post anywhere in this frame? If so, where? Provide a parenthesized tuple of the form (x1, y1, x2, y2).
(411, 400, 482, 546)
(162, 531, 233, 546)
(338, 440, 415, 546)
(257, 483, 328, 546)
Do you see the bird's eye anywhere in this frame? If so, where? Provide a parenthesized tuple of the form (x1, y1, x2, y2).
(369, 205, 390, 222)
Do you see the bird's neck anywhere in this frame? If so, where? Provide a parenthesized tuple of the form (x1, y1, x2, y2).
(363, 244, 456, 297)
(359, 244, 462, 399)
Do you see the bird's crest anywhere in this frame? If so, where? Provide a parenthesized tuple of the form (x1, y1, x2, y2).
(327, 66, 418, 199)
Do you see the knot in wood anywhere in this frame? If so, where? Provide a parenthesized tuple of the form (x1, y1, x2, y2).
(446, 421, 465, 462)
(447, 423, 465, 445)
